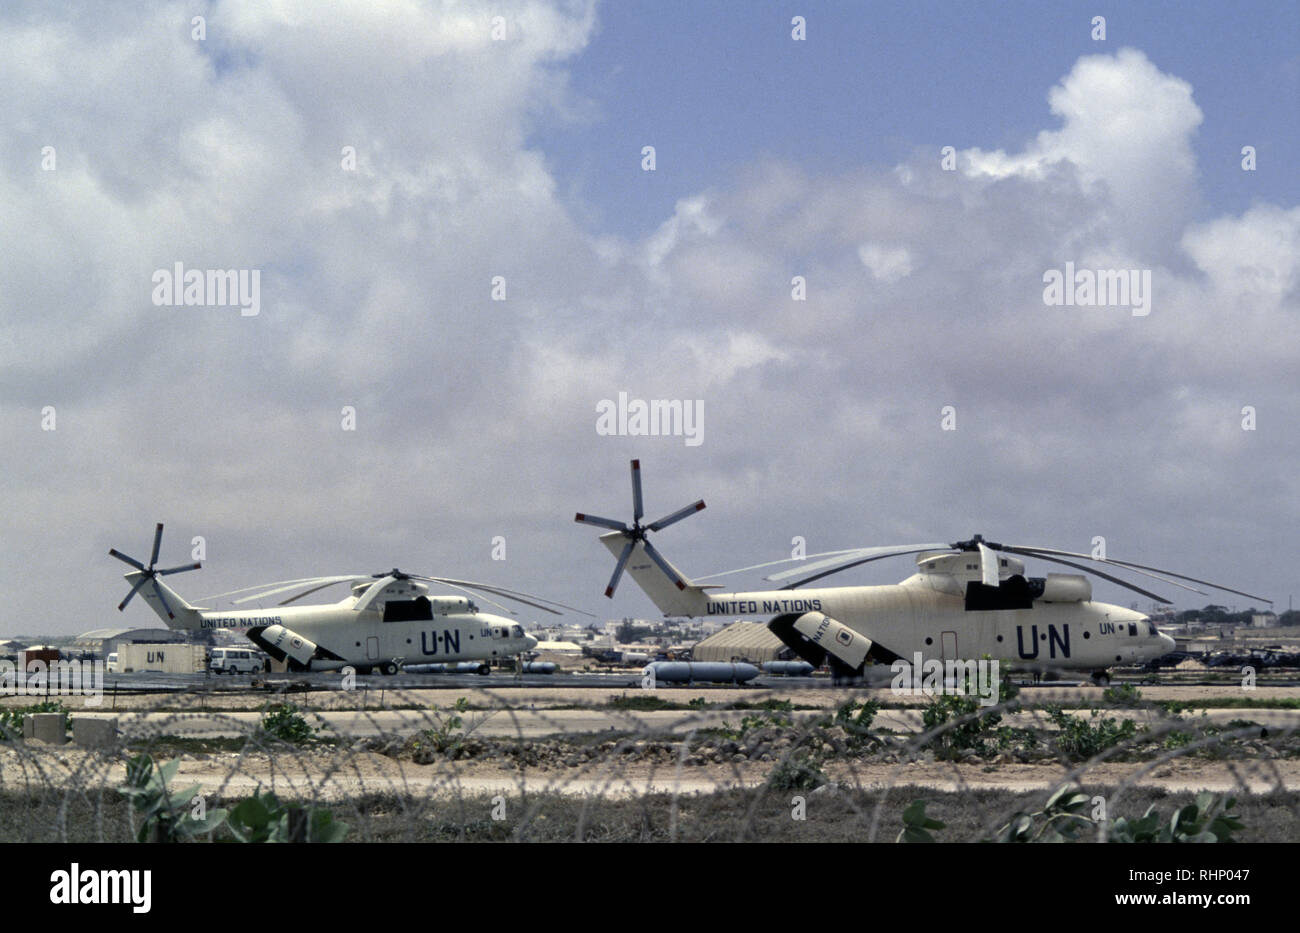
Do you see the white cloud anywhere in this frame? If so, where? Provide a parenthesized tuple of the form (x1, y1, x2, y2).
(961, 48, 1203, 253)
(857, 243, 914, 283)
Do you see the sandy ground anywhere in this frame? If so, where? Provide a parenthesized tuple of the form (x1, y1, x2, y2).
(39, 705, 1300, 740)
(5, 682, 1298, 713)
(3, 744, 1296, 799)
(4, 682, 1295, 807)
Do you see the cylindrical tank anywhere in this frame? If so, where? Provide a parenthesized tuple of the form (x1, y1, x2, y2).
(643, 661, 760, 684)
(761, 660, 814, 676)
(521, 661, 557, 674)
(406, 662, 490, 674)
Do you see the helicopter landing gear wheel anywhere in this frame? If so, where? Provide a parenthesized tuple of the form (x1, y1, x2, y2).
(380, 661, 399, 676)
(1091, 671, 1111, 686)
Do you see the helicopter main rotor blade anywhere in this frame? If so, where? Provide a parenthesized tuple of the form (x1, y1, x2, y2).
(353, 575, 397, 614)
(1011, 545, 1271, 604)
(695, 548, 870, 581)
(631, 459, 645, 523)
(198, 577, 340, 602)
(999, 547, 1171, 604)
(1005, 545, 1206, 595)
(413, 576, 593, 616)
(233, 575, 369, 605)
(278, 580, 354, 606)
(574, 513, 631, 533)
(605, 539, 636, 598)
(779, 547, 951, 590)
(646, 499, 706, 533)
(978, 542, 999, 587)
(766, 543, 951, 582)
(421, 579, 519, 616)
(156, 563, 202, 576)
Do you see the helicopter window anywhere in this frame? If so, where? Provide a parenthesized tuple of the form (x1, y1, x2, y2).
(511, 625, 523, 639)
(383, 597, 433, 623)
(964, 576, 1033, 612)
(1128, 623, 1137, 637)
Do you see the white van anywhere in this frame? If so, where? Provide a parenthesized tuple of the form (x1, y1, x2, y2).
(210, 647, 266, 675)
(106, 652, 120, 673)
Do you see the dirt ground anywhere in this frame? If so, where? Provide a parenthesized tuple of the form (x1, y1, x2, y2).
(5, 682, 1297, 713)
(4, 740, 1296, 800)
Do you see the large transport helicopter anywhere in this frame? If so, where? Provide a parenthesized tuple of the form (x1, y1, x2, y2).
(577, 462, 1272, 684)
(109, 524, 588, 675)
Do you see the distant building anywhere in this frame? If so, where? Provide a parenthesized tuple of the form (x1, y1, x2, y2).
(1252, 612, 1279, 628)
(74, 627, 192, 659)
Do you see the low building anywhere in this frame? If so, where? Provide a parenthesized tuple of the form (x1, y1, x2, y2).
(692, 621, 791, 664)
(74, 627, 193, 659)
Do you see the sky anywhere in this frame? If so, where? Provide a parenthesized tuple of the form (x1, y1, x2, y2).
(1, 0, 1297, 637)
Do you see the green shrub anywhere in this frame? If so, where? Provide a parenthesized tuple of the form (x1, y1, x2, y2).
(118, 754, 227, 843)
(224, 790, 349, 843)
(897, 800, 946, 843)
(410, 697, 470, 757)
(1102, 684, 1143, 706)
(258, 703, 319, 745)
(1109, 793, 1243, 843)
(766, 749, 827, 791)
(1045, 706, 1138, 761)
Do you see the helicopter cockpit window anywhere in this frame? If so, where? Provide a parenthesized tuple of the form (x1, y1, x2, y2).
(511, 625, 523, 639)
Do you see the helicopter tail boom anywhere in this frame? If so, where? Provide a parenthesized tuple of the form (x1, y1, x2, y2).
(598, 532, 709, 617)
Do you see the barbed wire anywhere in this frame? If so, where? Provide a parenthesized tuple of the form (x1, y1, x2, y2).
(1, 678, 1296, 842)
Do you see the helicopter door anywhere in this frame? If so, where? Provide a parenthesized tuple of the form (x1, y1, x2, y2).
(941, 631, 958, 660)
(366, 637, 379, 660)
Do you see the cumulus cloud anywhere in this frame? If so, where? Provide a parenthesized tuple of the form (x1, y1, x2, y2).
(857, 243, 913, 283)
(961, 47, 1203, 255)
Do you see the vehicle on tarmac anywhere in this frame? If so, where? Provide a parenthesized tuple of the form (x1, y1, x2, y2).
(210, 647, 266, 674)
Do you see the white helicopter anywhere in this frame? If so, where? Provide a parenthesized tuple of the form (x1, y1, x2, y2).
(577, 461, 1273, 683)
(109, 524, 586, 675)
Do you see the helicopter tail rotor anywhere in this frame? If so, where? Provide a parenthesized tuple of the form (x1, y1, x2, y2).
(109, 523, 202, 622)
(576, 460, 710, 615)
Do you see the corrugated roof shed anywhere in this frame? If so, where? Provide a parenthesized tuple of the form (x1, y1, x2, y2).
(692, 621, 789, 663)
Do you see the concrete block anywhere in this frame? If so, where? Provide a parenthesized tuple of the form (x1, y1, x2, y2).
(30, 712, 67, 744)
(73, 717, 117, 748)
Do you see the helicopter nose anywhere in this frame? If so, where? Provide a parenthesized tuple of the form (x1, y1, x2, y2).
(1158, 633, 1176, 655)
(526, 635, 538, 650)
